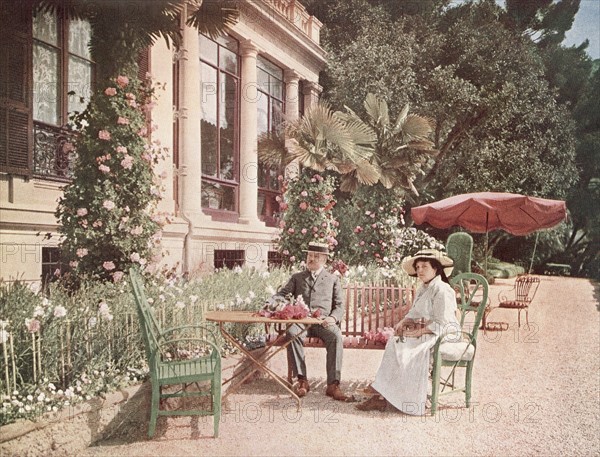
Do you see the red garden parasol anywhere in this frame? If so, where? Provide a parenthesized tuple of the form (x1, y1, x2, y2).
(411, 192, 567, 273)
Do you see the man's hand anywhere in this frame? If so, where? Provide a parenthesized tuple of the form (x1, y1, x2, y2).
(322, 316, 336, 327)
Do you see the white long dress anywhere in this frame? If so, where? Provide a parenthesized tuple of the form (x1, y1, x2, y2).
(371, 275, 460, 415)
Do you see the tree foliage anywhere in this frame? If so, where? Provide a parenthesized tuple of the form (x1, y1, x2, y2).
(315, 0, 590, 273)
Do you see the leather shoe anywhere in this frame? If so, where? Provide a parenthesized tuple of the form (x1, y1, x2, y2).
(355, 395, 387, 412)
(325, 383, 349, 401)
(295, 378, 310, 397)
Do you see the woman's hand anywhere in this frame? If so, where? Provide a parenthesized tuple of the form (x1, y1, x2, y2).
(394, 318, 414, 336)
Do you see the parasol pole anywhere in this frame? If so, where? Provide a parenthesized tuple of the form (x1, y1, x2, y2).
(529, 232, 539, 274)
(484, 213, 489, 277)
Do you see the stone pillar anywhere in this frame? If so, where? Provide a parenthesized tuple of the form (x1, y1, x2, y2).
(177, 22, 207, 223)
(303, 80, 322, 109)
(284, 70, 301, 179)
(238, 39, 262, 225)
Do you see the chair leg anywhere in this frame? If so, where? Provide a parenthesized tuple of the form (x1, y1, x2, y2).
(517, 310, 521, 328)
(430, 355, 442, 415)
(465, 362, 473, 408)
(213, 378, 221, 438)
(524, 308, 530, 330)
(148, 381, 160, 438)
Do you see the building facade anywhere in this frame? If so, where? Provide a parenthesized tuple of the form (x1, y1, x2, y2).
(0, 1, 326, 283)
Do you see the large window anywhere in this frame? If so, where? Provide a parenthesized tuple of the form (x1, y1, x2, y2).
(0, 5, 93, 177)
(199, 34, 239, 214)
(256, 56, 285, 226)
(31, 10, 94, 180)
(33, 11, 93, 126)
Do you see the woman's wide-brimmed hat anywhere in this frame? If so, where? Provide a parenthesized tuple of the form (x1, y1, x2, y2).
(302, 242, 332, 256)
(401, 249, 454, 277)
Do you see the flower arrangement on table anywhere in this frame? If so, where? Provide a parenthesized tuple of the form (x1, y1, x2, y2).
(257, 294, 321, 320)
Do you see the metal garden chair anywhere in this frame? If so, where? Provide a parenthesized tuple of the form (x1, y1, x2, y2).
(430, 272, 488, 415)
(496, 275, 540, 328)
(129, 268, 222, 438)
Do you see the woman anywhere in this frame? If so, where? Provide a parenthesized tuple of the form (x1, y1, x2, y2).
(356, 249, 460, 415)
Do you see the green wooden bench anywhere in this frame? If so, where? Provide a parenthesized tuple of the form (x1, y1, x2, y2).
(129, 268, 222, 438)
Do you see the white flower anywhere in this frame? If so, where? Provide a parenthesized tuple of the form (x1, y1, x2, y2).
(26, 395, 33, 402)
(0, 329, 9, 345)
(175, 301, 185, 309)
(29, 282, 41, 294)
(266, 285, 276, 296)
(217, 303, 225, 310)
(37, 393, 45, 402)
(189, 295, 198, 304)
(33, 306, 44, 317)
(248, 291, 256, 299)
(53, 306, 67, 318)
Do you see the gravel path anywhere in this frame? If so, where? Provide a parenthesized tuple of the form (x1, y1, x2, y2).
(79, 276, 600, 457)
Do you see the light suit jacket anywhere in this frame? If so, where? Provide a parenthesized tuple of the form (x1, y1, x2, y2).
(275, 269, 345, 324)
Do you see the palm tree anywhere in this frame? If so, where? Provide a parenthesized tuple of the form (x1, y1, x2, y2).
(258, 93, 437, 195)
(336, 93, 437, 195)
(34, 0, 239, 81)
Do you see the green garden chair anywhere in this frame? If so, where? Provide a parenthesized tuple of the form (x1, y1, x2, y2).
(446, 232, 473, 279)
(129, 268, 222, 438)
(430, 272, 488, 415)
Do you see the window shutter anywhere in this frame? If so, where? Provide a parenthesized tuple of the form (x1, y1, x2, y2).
(137, 47, 151, 82)
(0, 2, 32, 175)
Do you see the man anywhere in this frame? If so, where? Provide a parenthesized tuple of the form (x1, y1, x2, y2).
(269, 242, 349, 401)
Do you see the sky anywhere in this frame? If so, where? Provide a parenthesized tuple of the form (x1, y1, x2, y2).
(450, 0, 600, 60)
(564, 0, 600, 59)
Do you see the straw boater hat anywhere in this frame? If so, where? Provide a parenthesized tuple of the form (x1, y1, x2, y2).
(303, 242, 332, 256)
(401, 249, 454, 277)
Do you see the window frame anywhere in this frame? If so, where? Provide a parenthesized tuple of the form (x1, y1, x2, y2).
(256, 55, 286, 227)
(199, 33, 240, 217)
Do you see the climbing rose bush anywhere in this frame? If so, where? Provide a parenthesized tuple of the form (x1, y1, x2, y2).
(336, 186, 444, 268)
(56, 75, 169, 282)
(276, 170, 338, 264)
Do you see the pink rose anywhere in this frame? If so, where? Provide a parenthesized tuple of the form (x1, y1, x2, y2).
(288, 228, 295, 234)
(300, 191, 308, 197)
(116, 146, 127, 154)
(99, 164, 110, 173)
(116, 75, 129, 88)
(117, 116, 129, 125)
(103, 261, 116, 271)
(104, 87, 117, 96)
(76, 248, 88, 258)
(125, 92, 136, 100)
(301, 228, 308, 234)
(98, 130, 111, 140)
(121, 155, 133, 169)
(77, 208, 88, 217)
(299, 202, 308, 210)
(103, 200, 115, 211)
(112, 271, 124, 282)
(69, 260, 79, 268)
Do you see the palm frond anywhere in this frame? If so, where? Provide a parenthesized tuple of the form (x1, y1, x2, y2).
(364, 93, 389, 128)
(354, 159, 380, 186)
(393, 103, 410, 134)
(187, 1, 239, 39)
(257, 131, 290, 168)
(402, 114, 433, 141)
(339, 175, 360, 193)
